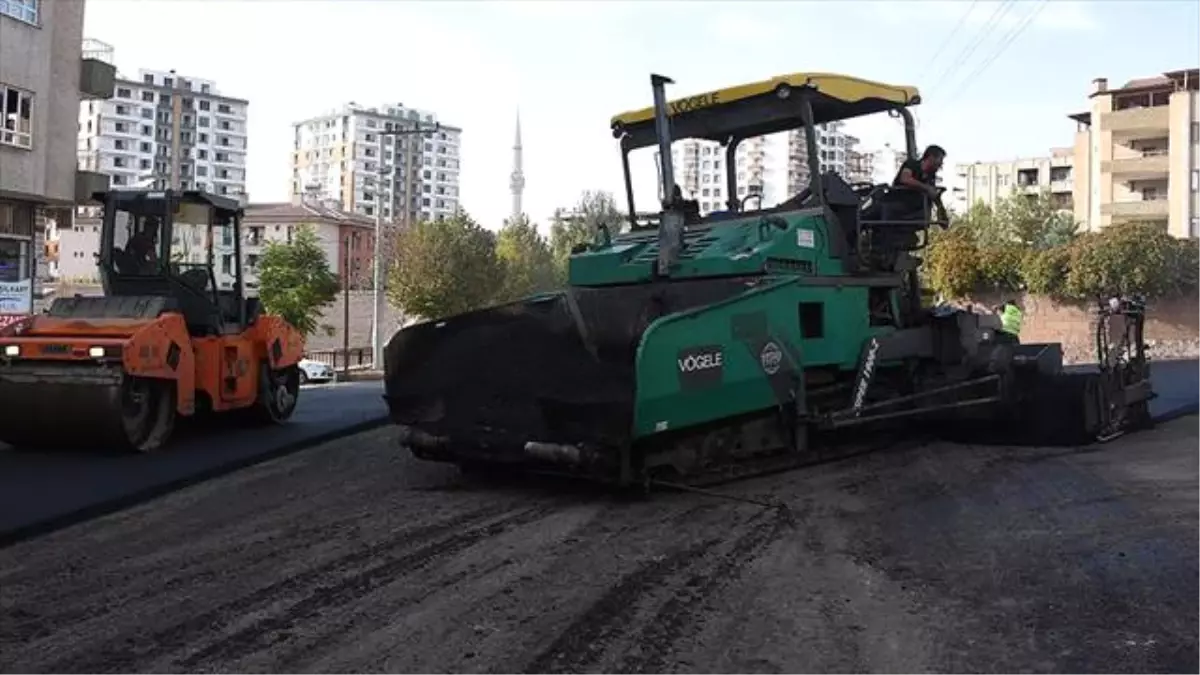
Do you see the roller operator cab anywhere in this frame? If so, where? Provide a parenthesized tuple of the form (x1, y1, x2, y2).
(383, 72, 1153, 487)
(0, 190, 305, 452)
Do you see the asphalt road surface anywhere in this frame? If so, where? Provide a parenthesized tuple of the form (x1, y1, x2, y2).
(1144, 358, 1199, 418)
(1, 414, 1194, 674)
(0, 381, 387, 543)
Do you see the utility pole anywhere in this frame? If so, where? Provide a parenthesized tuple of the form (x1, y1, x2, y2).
(168, 69, 181, 191)
(342, 232, 352, 380)
(370, 119, 441, 371)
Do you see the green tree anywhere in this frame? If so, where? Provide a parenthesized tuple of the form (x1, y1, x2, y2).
(495, 214, 558, 302)
(950, 200, 1001, 247)
(993, 188, 1078, 249)
(1065, 221, 1196, 299)
(386, 212, 500, 321)
(954, 191, 1078, 250)
(923, 226, 982, 298)
(1167, 234, 1200, 293)
(548, 190, 625, 279)
(975, 240, 1026, 292)
(1020, 244, 1073, 297)
(257, 224, 340, 336)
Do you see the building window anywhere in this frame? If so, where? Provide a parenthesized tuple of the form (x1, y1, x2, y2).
(0, 201, 34, 240)
(0, 0, 38, 24)
(1192, 170, 1199, 193)
(0, 83, 33, 149)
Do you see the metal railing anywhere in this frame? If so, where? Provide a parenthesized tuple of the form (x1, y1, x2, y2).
(305, 347, 375, 371)
(81, 38, 115, 64)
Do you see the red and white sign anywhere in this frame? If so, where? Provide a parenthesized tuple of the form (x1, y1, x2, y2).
(0, 314, 28, 331)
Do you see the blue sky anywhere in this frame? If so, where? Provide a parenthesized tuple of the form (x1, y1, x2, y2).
(84, 0, 1198, 229)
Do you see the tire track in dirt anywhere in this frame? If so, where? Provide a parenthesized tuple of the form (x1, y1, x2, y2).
(521, 504, 795, 674)
(35, 503, 542, 673)
(521, 538, 721, 674)
(273, 556, 518, 672)
(2, 508, 384, 646)
(173, 504, 560, 670)
(612, 507, 796, 673)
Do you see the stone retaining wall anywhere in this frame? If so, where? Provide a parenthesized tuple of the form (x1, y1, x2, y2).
(969, 292, 1198, 364)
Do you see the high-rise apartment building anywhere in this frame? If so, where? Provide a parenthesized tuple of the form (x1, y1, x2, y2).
(1069, 69, 1199, 238)
(77, 68, 249, 197)
(786, 121, 867, 194)
(290, 103, 462, 224)
(949, 148, 1075, 214)
(2, 2, 113, 324)
(844, 144, 875, 184)
(669, 135, 786, 215)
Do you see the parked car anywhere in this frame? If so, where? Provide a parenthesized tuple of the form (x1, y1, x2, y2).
(298, 358, 336, 385)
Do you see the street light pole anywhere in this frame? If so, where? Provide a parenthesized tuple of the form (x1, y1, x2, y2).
(342, 232, 352, 380)
(370, 119, 441, 371)
(168, 69, 181, 191)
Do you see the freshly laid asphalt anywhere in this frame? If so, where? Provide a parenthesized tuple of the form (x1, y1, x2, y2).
(1142, 358, 1199, 419)
(0, 381, 388, 546)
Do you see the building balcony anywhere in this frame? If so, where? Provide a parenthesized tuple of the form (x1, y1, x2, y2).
(1101, 151, 1170, 179)
(1050, 179, 1073, 193)
(78, 62, 115, 101)
(1101, 106, 1170, 138)
(80, 40, 117, 100)
(1101, 198, 1169, 221)
(75, 169, 111, 203)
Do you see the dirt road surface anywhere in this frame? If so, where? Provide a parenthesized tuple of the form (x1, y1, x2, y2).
(1, 418, 1196, 673)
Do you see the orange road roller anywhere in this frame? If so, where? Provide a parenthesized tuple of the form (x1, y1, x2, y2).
(0, 189, 305, 452)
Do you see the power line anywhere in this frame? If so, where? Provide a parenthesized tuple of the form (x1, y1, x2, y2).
(925, 0, 1018, 99)
(940, 0, 1049, 106)
(916, 0, 981, 84)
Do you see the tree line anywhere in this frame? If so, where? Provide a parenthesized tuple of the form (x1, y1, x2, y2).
(923, 188, 1199, 302)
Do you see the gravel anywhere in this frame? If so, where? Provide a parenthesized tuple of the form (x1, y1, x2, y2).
(0, 418, 1195, 673)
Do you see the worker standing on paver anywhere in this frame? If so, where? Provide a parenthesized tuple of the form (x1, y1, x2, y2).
(996, 299, 1023, 344)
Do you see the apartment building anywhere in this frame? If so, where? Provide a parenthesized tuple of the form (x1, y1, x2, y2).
(845, 145, 875, 184)
(669, 135, 789, 215)
(1, 1, 113, 324)
(1069, 69, 1199, 237)
(77, 67, 249, 197)
(291, 103, 461, 225)
(786, 121, 872, 194)
(659, 126, 898, 216)
(241, 198, 376, 291)
(949, 148, 1075, 214)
